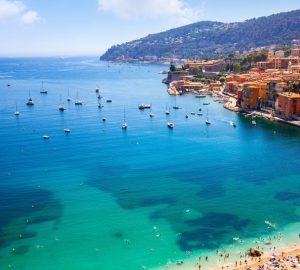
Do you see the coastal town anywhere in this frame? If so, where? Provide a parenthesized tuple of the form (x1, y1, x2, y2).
(165, 44, 300, 127)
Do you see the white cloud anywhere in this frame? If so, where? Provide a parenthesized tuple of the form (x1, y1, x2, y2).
(0, 0, 39, 24)
(21, 11, 39, 24)
(97, 0, 204, 25)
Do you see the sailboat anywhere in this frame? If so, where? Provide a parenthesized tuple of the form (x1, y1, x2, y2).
(165, 106, 170, 115)
(58, 95, 66, 111)
(75, 92, 83, 105)
(122, 107, 127, 129)
(26, 90, 34, 106)
(67, 89, 71, 102)
(149, 108, 155, 118)
(173, 95, 180, 110)
(98, 98, 104, 109)
(15, 104, 20, 116)
(205, 109, 211, 125)
(40, 81, 48, 94)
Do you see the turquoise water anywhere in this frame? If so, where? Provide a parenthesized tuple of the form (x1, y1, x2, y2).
(0, 57, 300, 270)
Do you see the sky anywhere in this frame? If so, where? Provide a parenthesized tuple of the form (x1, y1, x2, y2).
(0, 0, 299, 57)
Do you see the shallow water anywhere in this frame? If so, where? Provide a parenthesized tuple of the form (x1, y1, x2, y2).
(0, 57, 300, 270)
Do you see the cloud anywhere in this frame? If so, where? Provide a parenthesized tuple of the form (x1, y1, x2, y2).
(21, 11, 39, 24)
(0, 0, 39, 24)
(97, 0, 204, 25)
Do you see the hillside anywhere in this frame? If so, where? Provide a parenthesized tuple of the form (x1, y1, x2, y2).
(100, 9, 300, 62)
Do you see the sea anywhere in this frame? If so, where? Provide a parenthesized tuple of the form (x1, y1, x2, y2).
(0, 57, 300, 270)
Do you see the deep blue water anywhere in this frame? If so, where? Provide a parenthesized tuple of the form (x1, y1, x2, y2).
(0, 57, 300, 270)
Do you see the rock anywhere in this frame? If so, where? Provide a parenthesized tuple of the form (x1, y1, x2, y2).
(248, 248, 263, 257)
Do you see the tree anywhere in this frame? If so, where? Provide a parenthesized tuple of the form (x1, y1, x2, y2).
(170, 64, 176, 72)
(233, 63, 241, 73)
(219, 76, 226, 83)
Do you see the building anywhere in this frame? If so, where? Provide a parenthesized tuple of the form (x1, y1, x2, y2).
(275, 50, 285, 58)
(183, 60, 225, 72)
(277, 92, 300, 119)
(240, 84, 262, 110)
(291, 48, 300, 57)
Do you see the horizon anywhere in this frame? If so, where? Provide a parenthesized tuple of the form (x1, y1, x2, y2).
(0, 0, 299, 57)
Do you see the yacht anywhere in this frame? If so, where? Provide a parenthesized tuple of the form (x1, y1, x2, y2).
(165, 110, 170, 115)
(40, 81, 48, 94)
(191, 112, 195, 115)
(15, 104, 20, 116)
(43, 135, 50, 140)
(138, 103, 151, 110)
(26, 91, 34, 106)
(230, 121, 237, 128)
(75, 92, 83, 105)
(167, 122, 174, 129)
(64, 128, 71, 133)
(67, 89, 71, 101)
(122, 108, 127, 129)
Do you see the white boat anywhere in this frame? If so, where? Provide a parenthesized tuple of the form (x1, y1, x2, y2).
(75, 92, 83, 105)
(43, 135, 50, 140)
(138, 103, 151, 110)
(167, 122, 174, 129)
(15, 104, 20, 116)
(205, 120, 211, 125)
(102, 117, 106, 122)
(191, 112, 195, 115)
(64, 128, 71, 133)
(96, 86, 100, 93)
(122, 107, 127, 129)
(230, 121, 237, 127)
(40, 81, 48, 94)
(252, 120, 257, 125)
(149, 111, 155, 118)
(165, 110, 170, 115)
(185, 114, 189, 119)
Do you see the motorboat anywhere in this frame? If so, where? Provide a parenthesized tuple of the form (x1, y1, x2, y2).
(138, 103, 151, 110)
(167, 122, 174, 129)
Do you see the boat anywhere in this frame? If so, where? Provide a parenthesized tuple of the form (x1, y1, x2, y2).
(205, 109, 211, 125)
(97, 94, 102, 100)
(149, 109, 155, 118)
(102, 117, 106, 122)
(64, 128, 71, 133)
(167, 122, 174, 129)
(26, 91, 34, 106)
(122, 108, 127, 129)
(7, 83, 11, 87)
(230, 121, 237, 128)
(252, 120, 257, 125)
(67, 89, 71, 101)
(185, 114, 189, 119)
(58, 95, 65, 111)
(96, 86, 100, 93)
(197, 113, 203, 116)
(75, 92, 83, 105)
(165, 110, 170, 115)
(98, 99, 104, 108)
(203, 103, 210, 105)
(195, 95, 206, 98)
(173, 96, 180, 110)
(138, 103, 151, 110)
(106, 99, 112, 103)
(191, 112, 195, 115)
(43, 135, 50, 140)
(40, 81, 48, 94)
(15, 104, 20, 116)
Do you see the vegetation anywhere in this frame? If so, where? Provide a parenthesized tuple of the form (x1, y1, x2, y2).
(101, 9, 300, 61)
